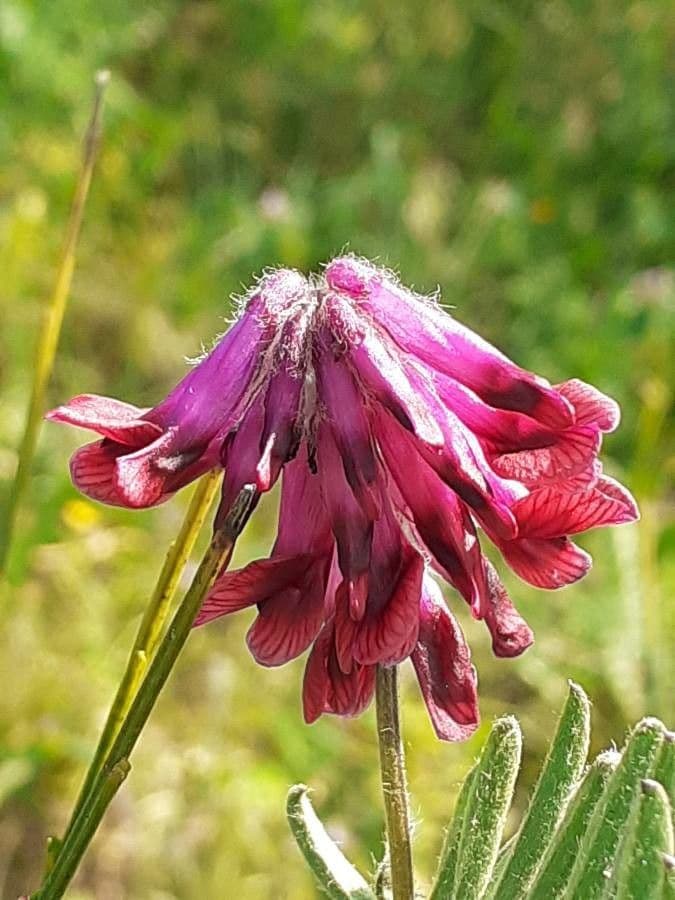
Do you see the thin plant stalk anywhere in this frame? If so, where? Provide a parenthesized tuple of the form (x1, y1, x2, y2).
(375, 665, 414, 900)
(53, 470, 221, 859)
(33, 484, 257, 900)
(0, 70, 110, 576)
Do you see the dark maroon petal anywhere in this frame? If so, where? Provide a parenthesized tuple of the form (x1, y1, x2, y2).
(317, 425, 373, 606)
(317, 350, 381, 520)
(195, 555, 315, 625)
(491, 426, 600, 486)
(513, 485, 639, 539)
(302, 625, 332, 723)
(556, 379, 620, 433)
(351, 552, 424, 666)
(46, 394, 162, 446)
(246, 556, 330, 667)
(410, 576, 479, 741)
(484, 561, 534, 658)
(499, 536, 592, 588)
(302, 621, 376, 723)
(326, 256, 573, 428)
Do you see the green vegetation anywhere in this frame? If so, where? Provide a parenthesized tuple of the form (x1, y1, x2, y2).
(1, 1, 672, 897)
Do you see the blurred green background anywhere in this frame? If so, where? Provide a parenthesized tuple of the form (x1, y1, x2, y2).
(1, 0, 673, 897)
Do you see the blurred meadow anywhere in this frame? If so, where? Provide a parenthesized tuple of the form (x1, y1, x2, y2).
(1, 0, 673, 897)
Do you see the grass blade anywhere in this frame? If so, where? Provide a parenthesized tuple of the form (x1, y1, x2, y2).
(0, 70, 110, 577)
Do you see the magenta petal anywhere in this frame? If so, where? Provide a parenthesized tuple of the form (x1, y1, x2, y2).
(220, 394, 266, 512)
(352, 552, 424, 666)
(484, 562, 534, 657)
(514, 485, 639, 538)
(557, 379, 620, 432)
(246, 557, 329, 667)
(411, 576, 479, 741)
(491, 425, 600, 485)
(257, 365, 303, 491)
(147, 293, 266, 442)
(195, 555, 315, 625)
(349, 326, 444, 446)
(433, 375, 557, 453)
(46, 394, 162, 446)
(499, 536, 592, 588)
(328, 256, 573, 428)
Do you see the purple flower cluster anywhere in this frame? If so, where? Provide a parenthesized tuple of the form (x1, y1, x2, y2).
(49, 256, 637, 739)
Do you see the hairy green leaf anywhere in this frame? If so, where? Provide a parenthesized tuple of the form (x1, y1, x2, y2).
(286, 784, 375, 900)
(615, 779, 674, 899)
(529, 749, 620, 899)
(563, 717, 666, 899)
(489, 681, 591, 900)
(451, 717, 522, 900)
(429, 766, 478, 899)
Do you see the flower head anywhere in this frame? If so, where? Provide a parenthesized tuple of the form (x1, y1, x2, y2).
(49, 256, 638, 740)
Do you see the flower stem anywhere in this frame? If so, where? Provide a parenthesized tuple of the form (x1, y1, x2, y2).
(0, 70, 110, 577)
(51, 471, 221, 865)
(375, 665, 414, 900)
(33, 484, 257, 900)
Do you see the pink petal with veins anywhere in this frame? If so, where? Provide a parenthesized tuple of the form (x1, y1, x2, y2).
(499, 536, 592, 588)
(557, 379, 620, 432)
(46, 394, 162, 446)
(514, 485, 639, 538)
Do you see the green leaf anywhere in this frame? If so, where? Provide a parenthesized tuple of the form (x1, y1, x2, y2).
(615, 779, 674, 899)
(563, 717, 666, 899)
(286, 784, 376, 900)
(429, 766, 478, 899)
(489, 681, 591, 900)
(451, 717, 522, 900)
(529, 749, 620, 899)
(654, 731, 675, 820)
(663, 853, 675, 899)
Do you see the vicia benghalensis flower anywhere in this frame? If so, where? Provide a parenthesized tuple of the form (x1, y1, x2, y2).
(48, 256, 638, 740)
